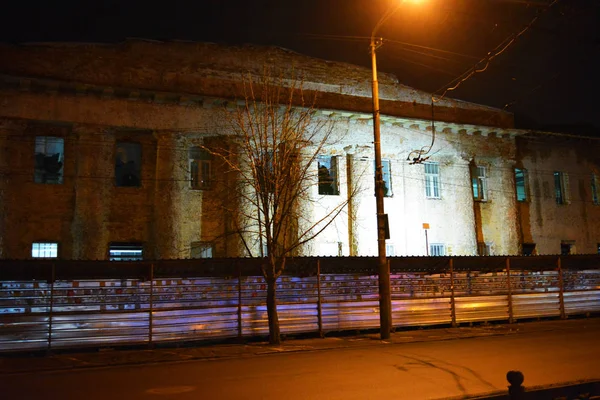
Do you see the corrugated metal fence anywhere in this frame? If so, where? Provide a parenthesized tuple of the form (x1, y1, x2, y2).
(1, 255, 599, 353)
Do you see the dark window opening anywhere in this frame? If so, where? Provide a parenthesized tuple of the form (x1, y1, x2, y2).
(115, 142, 141, 187)
(34, 136, 64, 184)
(189, 147, 212, 190)
(522, 243, 536, 256)
(318, 156, 339, 195)
(554, 171, 569, 205)
(477, 242, 491, 256)
(560, 242, 575, 255)
(109, 243, 143, 261)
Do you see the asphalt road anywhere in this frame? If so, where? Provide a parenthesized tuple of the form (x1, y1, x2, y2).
(2, 323, 599, 400)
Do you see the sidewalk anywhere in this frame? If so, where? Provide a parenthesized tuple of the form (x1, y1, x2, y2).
(1, 318, 597, 375)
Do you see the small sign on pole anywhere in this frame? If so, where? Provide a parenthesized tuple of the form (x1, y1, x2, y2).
(423, 223, 429, 256)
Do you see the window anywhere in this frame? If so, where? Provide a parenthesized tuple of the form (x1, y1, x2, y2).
(424, 162, 440, 199)
(515, 168, 529, 202)
(34, 136, 64, 184)
(31, 242, 58, 258)
(429, 243, 445, 256)
(375, 160, 393, 197)
(522, 243, 536, 256)
(592, 174, 599, 205)
(109, 243, 143, 261)
(597, 243, 600, 255)
(189, 147, 212, 190)
(318, 156, 339, 195)
(560, 241, 575, 255)
(115, 142, 141, 187)
(554, 171, 570, 205)
(386, 243, 395, 257)
(191, 242, 214, 258)
(471, 165, 488, 201)
(477, 242, 491, 256)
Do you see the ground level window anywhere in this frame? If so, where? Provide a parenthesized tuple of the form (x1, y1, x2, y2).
(522, 243, 536, 256)
(31, 242, 58, 258)
(190, 242, 214, 258)
(429, 243, 445, 256)
(560, 241, 575, 255)
(477, 242, 491, 256)
(109, 243, 143, 261)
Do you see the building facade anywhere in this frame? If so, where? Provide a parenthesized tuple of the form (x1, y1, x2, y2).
(0, 40, 598, 260)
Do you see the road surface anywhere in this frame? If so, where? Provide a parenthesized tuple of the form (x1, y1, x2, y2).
(2, 321, 599, 399)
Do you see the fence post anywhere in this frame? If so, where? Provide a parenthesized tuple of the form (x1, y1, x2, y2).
(149, 263, 154, 347)
(450, 257, 457, 328)
(557, 256, 566, 319)
(506, 257, 514, 324)
(47, 263, 55, 352)
(238, 264, 243, 340)
(317, 259, 323, 338)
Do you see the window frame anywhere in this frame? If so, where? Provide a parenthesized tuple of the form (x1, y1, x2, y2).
(190, 241, 214, 258)
(554, 171, 570, 205)
(515, 168, 529, 202)
(34, 136, 64, 185)
(109, 242, 144, 261)
(189, 146, 212, 190)
(472, 165, 488, 202)
(318, 155, 340, 196)
(31, 242, 59, 258)
(429, 243, 445, 256)
(375, 159, 393, 198)
(424, 162, 441, 199)
(592, 173, 599, 205)
(115, 142, 142, 188)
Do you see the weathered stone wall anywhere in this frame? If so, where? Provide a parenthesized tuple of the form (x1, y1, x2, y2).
(517, 135, 600, 254)
(0, 41, 514, 128)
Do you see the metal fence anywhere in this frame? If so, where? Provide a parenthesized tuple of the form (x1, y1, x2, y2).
(1, 255, 599, 353)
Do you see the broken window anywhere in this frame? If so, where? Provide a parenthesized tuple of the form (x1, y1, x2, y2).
(109, 242, 143, 261)
(375, 160, 392, 197)
(424, 162, 440, 199)
(318, 155, 339, 195)
(515, 168, 529, 202)
(554, 171, 570, 205)
(471, 165, 488, 201)
(592, 174, 599, 205)
(522, 243, 536, 256)
(115, 142, 141, 187)
(31, 242, 58, 258)
(429, 243, 445, 256)
(190, 242, 214, 258)
(34, 136, 64, 184)
(560, 241, 575, 255)
(189, 147, 212, 190)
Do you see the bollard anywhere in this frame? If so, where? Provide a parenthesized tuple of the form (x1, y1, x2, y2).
(507, 370, 525, 400)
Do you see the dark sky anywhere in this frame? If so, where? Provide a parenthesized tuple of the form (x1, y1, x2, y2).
(0, 0, 598, 133)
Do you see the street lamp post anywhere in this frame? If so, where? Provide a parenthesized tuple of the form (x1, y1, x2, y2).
(370, 30, 393, 342)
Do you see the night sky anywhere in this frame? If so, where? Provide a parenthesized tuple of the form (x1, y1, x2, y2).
(0, 0, 598, 134)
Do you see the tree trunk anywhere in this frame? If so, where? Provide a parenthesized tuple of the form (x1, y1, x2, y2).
(266, 274, 281, 345)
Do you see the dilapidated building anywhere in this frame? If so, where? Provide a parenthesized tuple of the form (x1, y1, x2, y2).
(0, 40, 598, 259)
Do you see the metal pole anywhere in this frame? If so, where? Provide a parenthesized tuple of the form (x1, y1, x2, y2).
(47, 263, 55, 352)
(557, 256, 566, 319)
(149, 263, 154, 347)
(449, 258, 457, 327)
(506, 257, 514, 324)
(238, 264, 243, 340)
(371, 37, 392, 340)
(317, 259, 323, 338)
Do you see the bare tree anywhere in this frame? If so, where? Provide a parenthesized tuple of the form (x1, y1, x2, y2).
(209, 68, 359, 344)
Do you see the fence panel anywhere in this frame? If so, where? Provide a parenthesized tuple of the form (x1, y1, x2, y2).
(391, 272, 452, 326)
(453, 272, 510, 323)
(50, 279, 150, 348)
(563, 269, 600, 316)
(320, 274, 380, 331)
(0, 281, 51, 351)
(510, 270, 561, 319)
(152, 277, 239, 342)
